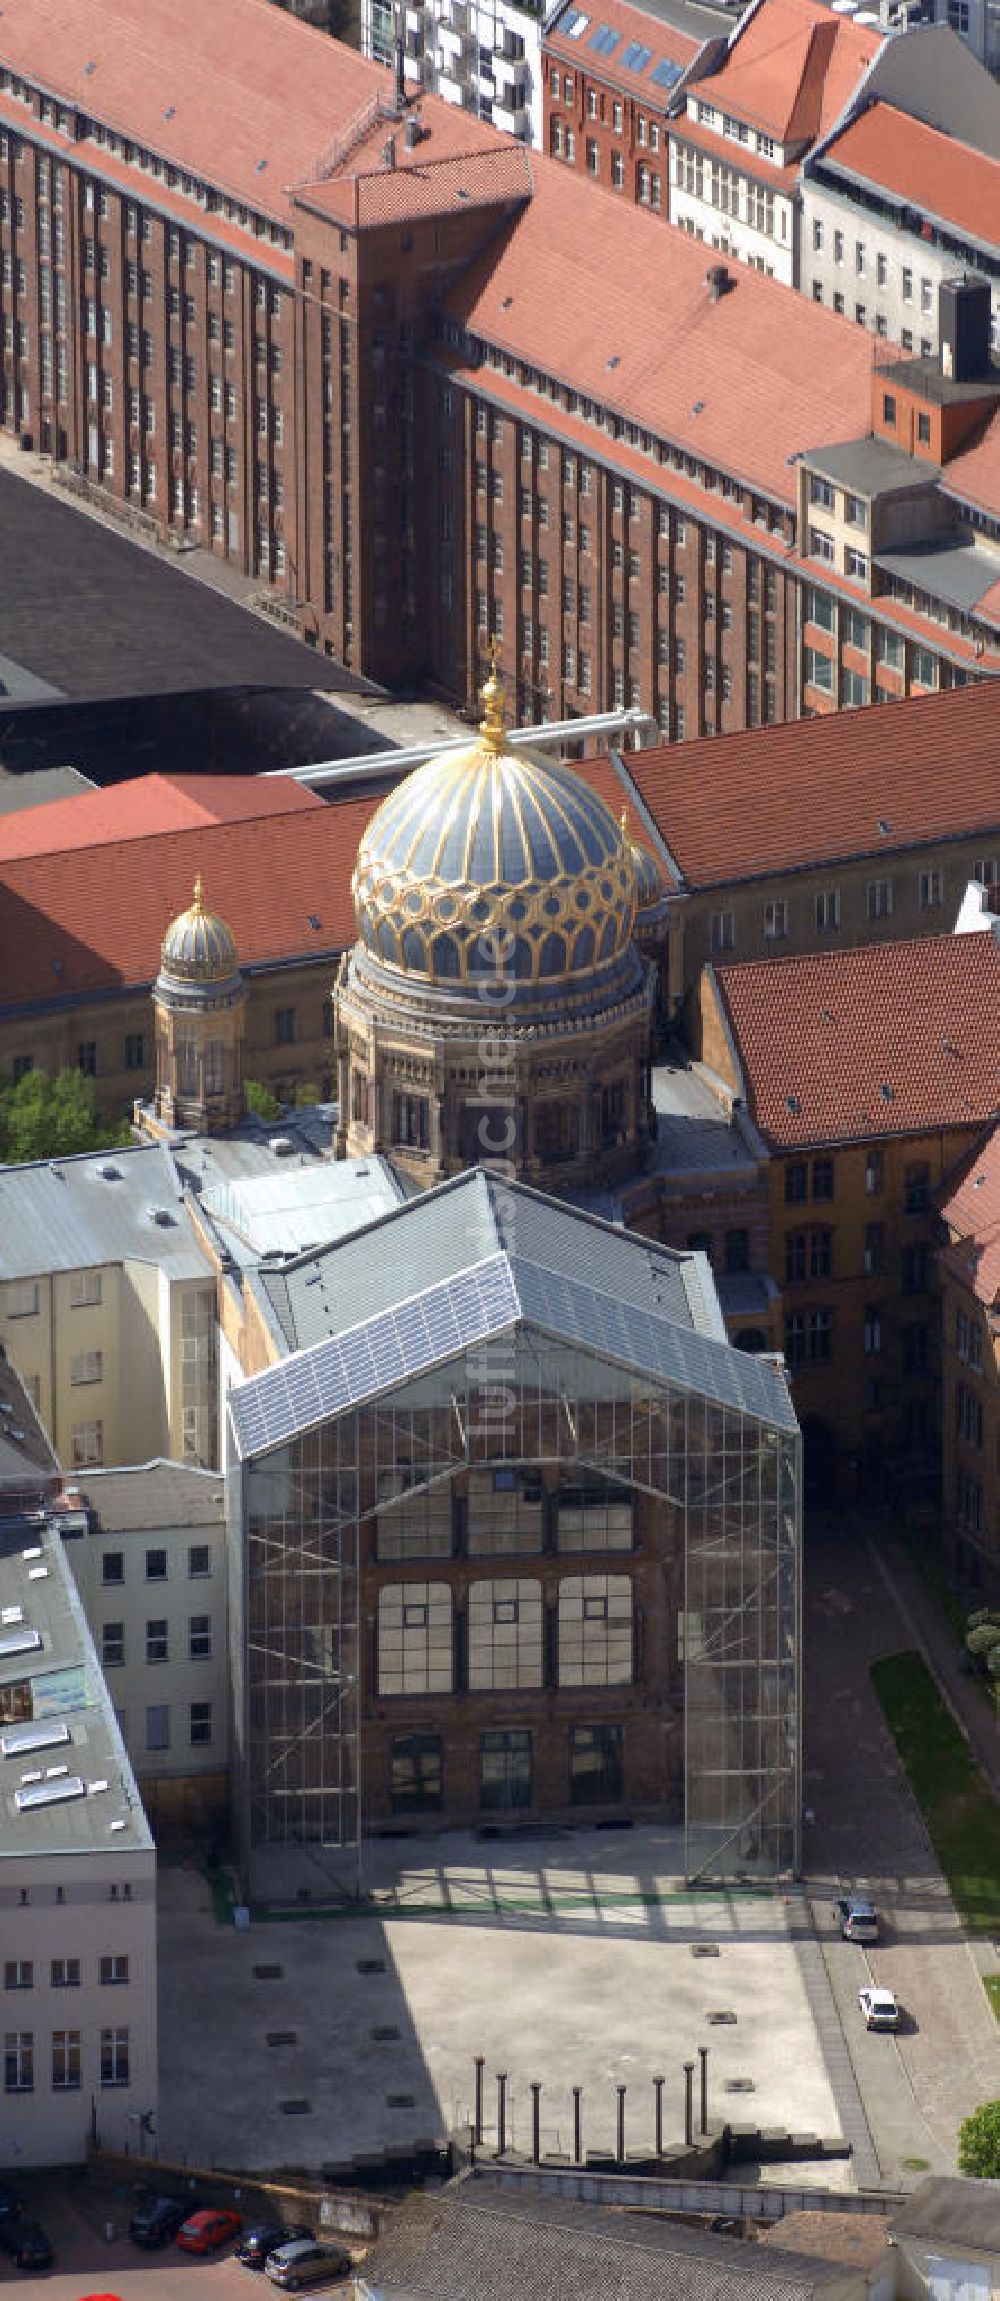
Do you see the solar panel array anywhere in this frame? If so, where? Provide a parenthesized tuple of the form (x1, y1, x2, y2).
(510, 1257, 799, 1431)
(230, 1255, 522, 1459)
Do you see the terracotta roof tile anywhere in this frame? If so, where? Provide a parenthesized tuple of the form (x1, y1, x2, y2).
(822, 102, 1000, 257)
(939, 1118, 1000, 1308)
(714, 930, 1000, 1147)
(0, 780, 377, 1010)
(624, 682, 1000, 888)
(0, 771, 321, 861)
(446, 156, 874, 502)
(943, 408, 1000, 523)
(305, 141, 534, 230)
(692, 0, 880, 145)
(0, 0, 505, 232)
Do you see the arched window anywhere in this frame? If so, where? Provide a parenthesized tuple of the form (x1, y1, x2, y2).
(512, 937, 533, 980)
(177, 1039, 198, 1095)
(598, 916, 618, 960)
(401, 927, 425, 971)
(204, 1040, 225, 1096)
(571, 925, 595, 971)
(377, 919, 400, 965)
(539, 932, 565, 978)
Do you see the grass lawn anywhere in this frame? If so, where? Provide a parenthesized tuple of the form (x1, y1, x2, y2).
(872, 1651, 1000, 1937)
(984, 1975, 1000, 2023)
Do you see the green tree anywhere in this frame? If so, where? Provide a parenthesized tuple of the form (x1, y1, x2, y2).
(0, 1067, 130, 1166)
(244, 1078, 282, 1123)
(959, 2101, 1000, 2177)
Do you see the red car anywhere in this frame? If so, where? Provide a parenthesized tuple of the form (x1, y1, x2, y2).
(176, 2209, 242, 2255)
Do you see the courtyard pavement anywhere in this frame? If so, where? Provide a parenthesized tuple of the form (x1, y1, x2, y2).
(151, 1516, 1000, 2196)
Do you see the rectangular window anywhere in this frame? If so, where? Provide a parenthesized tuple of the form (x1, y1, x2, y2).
(52, 2030, 81, 2090)
(145, 1620, 168, 1665)
(804, 648, 833, 694)
(4, 2033, 33, 2091)
(814, 887, 840, 931)
(145, 1704, 170, 1751)
(70, 1349, 103, 1386)
(190, 1701, 213, 1746)
(72, 1422, 103, 1468)
(390, 1732, 443, 1815)
(919, 869, 943, 909)
(763, 899, 787, 940)
(100, 2027, 129, 2087)
(51, 1960, 80, 1990)
(124, 1032, 145, 1072)
(866, 878, 892, 919)
(570, 1723, 624, 1805)
(710, 910, 735, 953)
(812, 1158, 834, 1202)
(4, 1962, 32, 1991)
(188, 1615, 212, 1660)
(905, 1162, 929, 1214)
(101, 1622, 124, 1669)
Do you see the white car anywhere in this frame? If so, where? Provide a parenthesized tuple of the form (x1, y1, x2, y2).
(859, 1985, 900, 2032)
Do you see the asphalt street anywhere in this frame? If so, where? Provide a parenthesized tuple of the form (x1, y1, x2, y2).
(802, 1512, 1000, 2185)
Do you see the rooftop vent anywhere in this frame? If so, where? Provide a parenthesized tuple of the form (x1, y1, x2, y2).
(89, 1777, 110, 1795)
(7, 1429, 25, 1445)
(27, 1565, 49, 1581)
(706, 262, 732, 303)
(404, 111, 422, 150)
(15, 1773, 86, 1812)
(878, 818, 892, 835)
(0, 1606, 24, 1628)
(20, 1546, 42, 1561)
(98, 1163, 123, 1181)
(785, 1094, 801, 1114)
(307, 913, 321, 931)
(269, 1137, 294, 1158)
(879, 1082, 894, 1101)
(150, 1207, 176, 1227)
(109, 1817, 128, 1833)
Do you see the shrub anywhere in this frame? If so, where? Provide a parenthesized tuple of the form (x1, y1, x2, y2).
(959, 2101, 1000, 2177)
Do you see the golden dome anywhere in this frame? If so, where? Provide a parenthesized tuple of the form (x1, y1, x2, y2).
(629, 834, 669, 924)
(351, 661, 639, 996)
(159, 877, 240, 985)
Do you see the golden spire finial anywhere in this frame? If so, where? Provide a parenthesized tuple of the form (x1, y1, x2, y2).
(620, 808, 630, 847)
(480, 639, 506, 756)
(192, 875, 205, 914)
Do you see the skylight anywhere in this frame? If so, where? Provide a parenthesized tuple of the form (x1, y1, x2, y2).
(0, 1628, 42, 1659)
(14, 1773, 86, 1812)
(650, 56, 682, 88)
(621, 39, 653, 71)
(589, 24, 619, 54)
(1, 1721, 71, 1761)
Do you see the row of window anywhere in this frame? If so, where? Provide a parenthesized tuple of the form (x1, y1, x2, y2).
(376, 1576, 633, 1695)
(813, 227, 938, 308)
(140, 1701, 213, 1751)
(783, 1158, 929, 1209)
(100, 1545, 212, 1583)
(102, 1617, 212, 1667)
(391, 1722, 624, 1815)
(956, 1311, 985, 1371)
(709, 865, 956, 953)
(5, 1956, 128, 1989)
(4, 2027, 129, 2092)
(785, 1310, 930, 1372)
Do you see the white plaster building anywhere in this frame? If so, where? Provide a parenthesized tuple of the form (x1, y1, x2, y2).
(64, 1461, 229, 1837)
(0, 1364, 157, 2167)
(363, 0, 545, 144)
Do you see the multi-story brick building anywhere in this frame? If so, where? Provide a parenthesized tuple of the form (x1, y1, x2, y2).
(612, 681, 1000, 1012)
(696, 928, 1000, 1505)
(938, 1119, 1000, 1600)
(543, 0, 704, 210)
(1, 0, 999, 726)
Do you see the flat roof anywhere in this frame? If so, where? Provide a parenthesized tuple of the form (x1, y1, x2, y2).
(0, 1141, 209, 1283)
(0, 465, 375, 706)
(201, 1155, 404, 1262)
(802, 435, 939, 495)
(874, 535, 1000, 618)
(80, 1459, 225, 1533)
(0, 1510, 151, 1860)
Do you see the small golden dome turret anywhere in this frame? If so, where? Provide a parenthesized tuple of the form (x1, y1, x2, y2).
(159, 877, 240, 986)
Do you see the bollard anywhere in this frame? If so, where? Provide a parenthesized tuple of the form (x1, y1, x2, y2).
(531, 2081, 541, 2165)
(699, 2044, 709, 2134)
(474, 2055, 485, 2147)
(497, 2071, 508, 2157)
(573, 2085, 583, 2165)
(683, 2060, 694, 2149)
(653, 2075, 665, 2159)
(616, 2084, 626, 2166)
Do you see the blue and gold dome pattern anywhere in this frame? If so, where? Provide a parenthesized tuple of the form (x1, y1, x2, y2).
(159, 878, 240, 986)
(352, 668, 638, 992)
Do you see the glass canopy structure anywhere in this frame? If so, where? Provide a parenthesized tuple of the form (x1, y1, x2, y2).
(227, 1172, 800, 1898)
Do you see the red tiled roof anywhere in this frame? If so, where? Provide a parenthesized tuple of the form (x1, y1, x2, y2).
(545, 0, 701, 89)
(939, 1118, 1000, 1307)
(623, 683, 1000, 888)
(714, 930, 1000, 1147)
(0, 780, 378, 1009)
(692, 0, 880, 146)
(0, 0, 511, 233)
(446, 154, 874, 503)
(0, 771, 321, 861)
(943, 409, 1000, 523)
(822, 102, 1000, 257)
(304, 141, 534, 231)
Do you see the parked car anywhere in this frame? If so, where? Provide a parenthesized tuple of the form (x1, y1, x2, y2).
(130, 2194, 196, 2248)
(0, 2185, 20, 2223)
(859, 1985, 900, 2031)
(238, 2222, 312, 2271)
(0, 2218, 53, 2270)
(177, 2208, 243, 2254)
(833, 1894, 879, 1943)
(264, 2235, 352, 2289)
